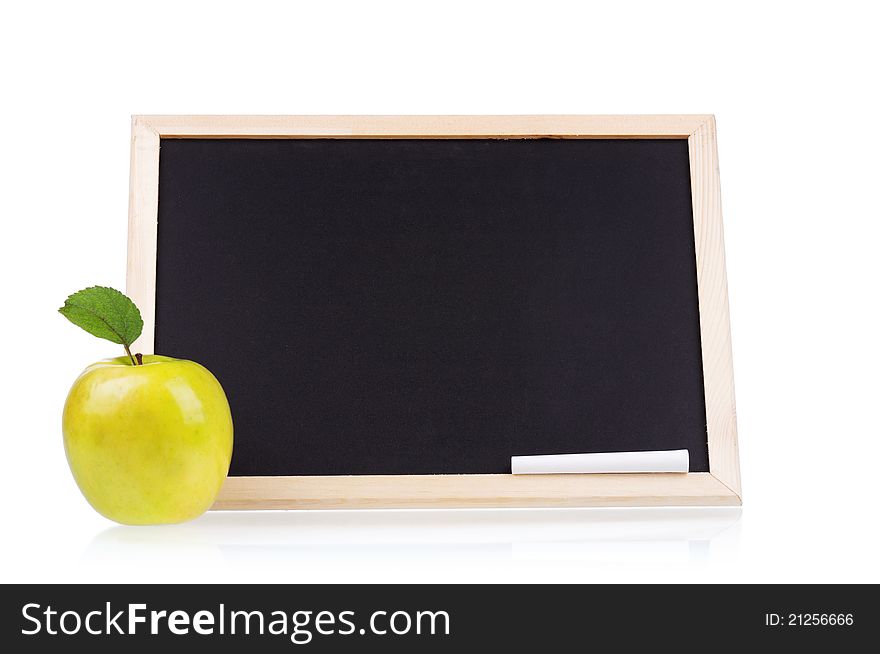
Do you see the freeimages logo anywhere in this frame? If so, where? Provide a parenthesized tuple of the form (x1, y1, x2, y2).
(21, 602, 450, 644)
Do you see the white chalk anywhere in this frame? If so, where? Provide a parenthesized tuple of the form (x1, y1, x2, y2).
(511, 449, 689, 474)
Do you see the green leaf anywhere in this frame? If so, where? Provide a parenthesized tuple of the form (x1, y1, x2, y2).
(59, 286, 144, 347)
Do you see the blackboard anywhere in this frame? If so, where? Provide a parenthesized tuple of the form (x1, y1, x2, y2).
(153, 137, 710, 477)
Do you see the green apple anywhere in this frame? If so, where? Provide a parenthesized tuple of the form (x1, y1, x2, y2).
(62, 355, 233, 525)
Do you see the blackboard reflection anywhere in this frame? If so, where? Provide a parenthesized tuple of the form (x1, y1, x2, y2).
(83, 508, 740, 575)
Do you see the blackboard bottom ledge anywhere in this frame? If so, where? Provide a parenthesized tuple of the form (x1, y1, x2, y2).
(211, 472, 740, 510)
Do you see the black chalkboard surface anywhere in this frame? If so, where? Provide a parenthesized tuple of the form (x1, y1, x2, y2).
(155, 138, 709, 477)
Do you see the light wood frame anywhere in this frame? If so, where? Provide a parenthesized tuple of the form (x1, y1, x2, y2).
(127, 115, 740, 509)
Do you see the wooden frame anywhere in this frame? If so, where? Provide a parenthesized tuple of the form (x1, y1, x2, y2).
(127, 115, 741, 509)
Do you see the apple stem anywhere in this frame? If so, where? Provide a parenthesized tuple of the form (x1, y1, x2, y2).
(124, 344, 137, 366)
(135, 353, 143, 366)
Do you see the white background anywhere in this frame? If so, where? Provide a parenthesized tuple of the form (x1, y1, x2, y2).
(1, 0, 878, 584)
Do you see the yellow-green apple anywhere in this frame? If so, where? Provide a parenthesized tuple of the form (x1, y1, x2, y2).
(62, 355, 233, 525)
